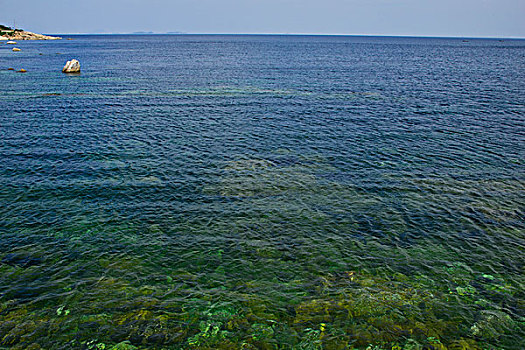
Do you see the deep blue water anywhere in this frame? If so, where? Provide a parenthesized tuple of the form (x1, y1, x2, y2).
(0, 35, 524, 349)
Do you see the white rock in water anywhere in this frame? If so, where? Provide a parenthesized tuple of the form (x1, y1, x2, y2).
(6, 41, 17, 44)
(62, 59, 81, 73)
(12, 47, 21, 52)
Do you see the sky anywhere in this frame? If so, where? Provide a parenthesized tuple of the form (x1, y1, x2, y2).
(1, 0, 524, 38)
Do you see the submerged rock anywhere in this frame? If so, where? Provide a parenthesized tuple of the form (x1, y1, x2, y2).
(17, 69, 27, 73)
(62, 59, 80, 73)
(470, 310, 515, 339)
(1, 253, 42, 268)
(2, 286, 43, 300)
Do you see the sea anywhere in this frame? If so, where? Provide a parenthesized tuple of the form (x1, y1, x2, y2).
(0, 35, 524, 349)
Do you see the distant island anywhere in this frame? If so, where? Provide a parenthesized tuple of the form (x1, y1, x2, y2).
(0, 24, 61, 40)
(132, 31, 187, 35)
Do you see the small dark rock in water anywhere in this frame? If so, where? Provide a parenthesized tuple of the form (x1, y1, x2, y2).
(271, 156, 300, 167)
(1, 253, 42, 268)
(7, 68, 14, 70)
(79, 322, 100, 331)
(147, 334, 166, 344)
(129, 334, 144, 345)
(110, 329, 130, 343)
(286, 305, 297, 317)
(3, 286, 43, 300)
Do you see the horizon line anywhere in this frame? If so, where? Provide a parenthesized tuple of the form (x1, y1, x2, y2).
(47, 32, 525, 40)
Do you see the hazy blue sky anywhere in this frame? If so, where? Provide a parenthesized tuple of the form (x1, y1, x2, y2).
(1, 0, 524, 37)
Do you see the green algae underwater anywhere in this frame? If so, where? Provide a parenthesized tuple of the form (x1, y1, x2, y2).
(1, 155, 523, 349)
(1, 35, 525, 349)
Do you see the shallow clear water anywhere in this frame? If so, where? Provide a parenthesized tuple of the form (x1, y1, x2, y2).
(0, 35, 524, 350)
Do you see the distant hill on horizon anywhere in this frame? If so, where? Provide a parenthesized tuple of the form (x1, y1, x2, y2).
(131, 31, 187, 35)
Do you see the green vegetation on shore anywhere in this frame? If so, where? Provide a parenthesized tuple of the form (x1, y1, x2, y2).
(0, 24, 19, 35)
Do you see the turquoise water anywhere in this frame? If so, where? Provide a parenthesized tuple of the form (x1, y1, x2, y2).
(0, 35, 524, 349)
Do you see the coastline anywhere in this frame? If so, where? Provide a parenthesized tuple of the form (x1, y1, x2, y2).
(0, 30, 61, 40)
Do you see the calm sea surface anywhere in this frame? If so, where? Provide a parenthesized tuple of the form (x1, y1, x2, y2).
(0, 35, 524, 349)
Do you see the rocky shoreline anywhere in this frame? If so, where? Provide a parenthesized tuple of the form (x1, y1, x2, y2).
(0, 28, 61, 40)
